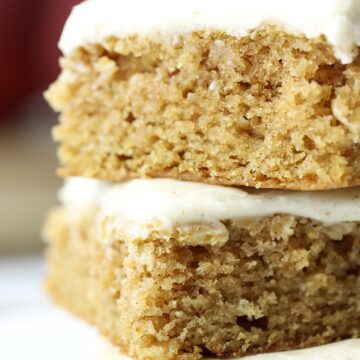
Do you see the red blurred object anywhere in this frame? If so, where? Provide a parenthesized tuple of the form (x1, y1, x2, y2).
(35, 0, 82, 90)
(0, 0, 34, 113)
(0, 0, 80, 117)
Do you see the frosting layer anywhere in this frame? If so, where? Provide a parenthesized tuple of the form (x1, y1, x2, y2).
(60, 177, 360, 226)
(59, 0, 360, 63)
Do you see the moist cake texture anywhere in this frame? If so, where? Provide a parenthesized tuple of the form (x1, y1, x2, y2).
(45, 189, 360, 359)
(44, 1, 360, 359)
(47, 26, 360, 189)
(44, 178, 360, 360)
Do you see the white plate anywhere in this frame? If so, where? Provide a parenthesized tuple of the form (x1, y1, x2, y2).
(0, 256, 125, 360)
(1, 256, 359, 360)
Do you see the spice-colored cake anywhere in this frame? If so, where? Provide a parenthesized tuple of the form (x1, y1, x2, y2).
(46, 0, 360, 190)
(44, 0, 360, 359)
(45, 178, 360, 359)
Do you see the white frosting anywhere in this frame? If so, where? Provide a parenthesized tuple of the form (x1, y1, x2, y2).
(59, 177, 109, 211)
(59, 0, 360, 64)
(59, 178, 360, 229)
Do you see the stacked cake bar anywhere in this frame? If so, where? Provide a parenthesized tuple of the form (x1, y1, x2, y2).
(44, 0, 360, 359)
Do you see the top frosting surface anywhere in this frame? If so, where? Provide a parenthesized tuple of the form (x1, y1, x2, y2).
(59, 0, 360, 63)
(60, 177, 360, 226)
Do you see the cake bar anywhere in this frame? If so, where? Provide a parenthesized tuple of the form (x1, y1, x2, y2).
(43, 1, 360, 359)
(44, 178, 360, 359)
(46, 0, 360, 190)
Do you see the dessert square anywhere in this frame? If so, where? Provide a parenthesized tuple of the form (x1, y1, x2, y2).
(43, 1, 360, 358)
(44, 178, 360, 359)
(45, 0, 360, 190)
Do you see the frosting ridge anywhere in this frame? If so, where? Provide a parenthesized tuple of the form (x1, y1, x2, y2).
(60, 177, 360, 226)
(59, 0, 360, 63)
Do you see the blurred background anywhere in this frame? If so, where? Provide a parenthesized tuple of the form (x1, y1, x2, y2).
(0, 5, 130, 356)
(0, 0, 81, 255)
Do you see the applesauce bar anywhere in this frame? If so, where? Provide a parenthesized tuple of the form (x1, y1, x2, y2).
(44, 1, 360, 359)
(44, 178, 360, 359)
(46, 0, 360, 190)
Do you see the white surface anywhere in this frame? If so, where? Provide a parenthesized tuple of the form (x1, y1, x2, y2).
(60, 0, 360, 64)
(61, 178, 360, 233)
(1, 256, 360, 359)
(0, 256, 126, 360)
